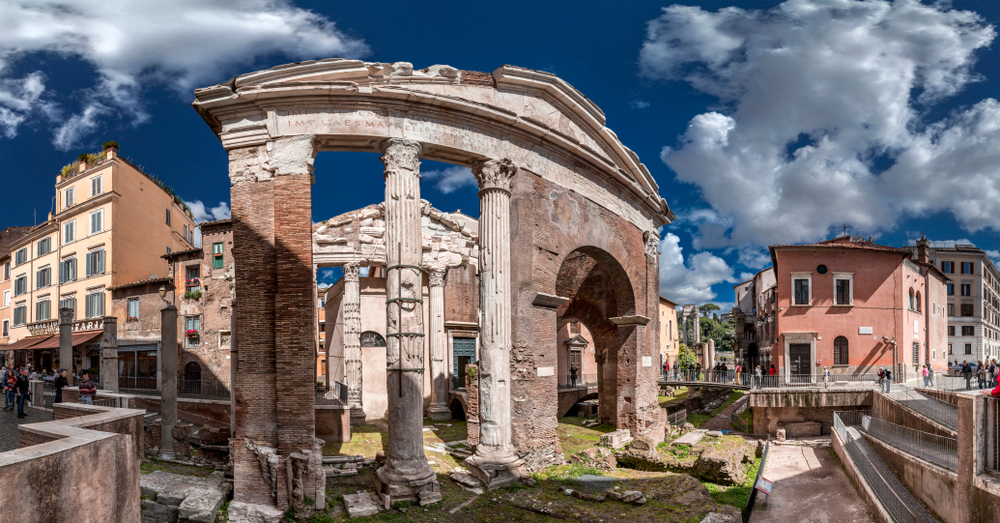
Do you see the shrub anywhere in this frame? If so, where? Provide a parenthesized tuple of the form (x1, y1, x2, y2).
(102, 140, 120, 150)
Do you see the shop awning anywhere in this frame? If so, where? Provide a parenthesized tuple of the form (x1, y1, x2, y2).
(10, 330, 103, 350)
(3, 335, 55, 351)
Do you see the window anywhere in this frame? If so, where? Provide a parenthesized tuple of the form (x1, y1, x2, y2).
(65, 187, 75, 208)
(183, 225, 189, 243)
(360, 331, 386, 347)
(14, 248, 26, 266)
(1, 320, 7, 337)
(916, 291, 921, 312)
(966, 343, 973, 354)
(947, 283, 954, 296)
(165, 209, 171, 226)
(185, 316, 201, 347)
(834, 336, 849, 365)
(570, 320, 581, 334)
(59, 258, 76, 284)
(35, 300, 50, 322)
(963, 326, 975, 336)
(962, 262, 974, 274)
(913, 342, 920, 364)
(212, 242, 224, 269)
(962, 304, 974, 317)
(85, 291, 104, 319)
(60, 296, 76, 318)
(186, 266, 200, 292)
(166, 246, 171, 254)
(834, 274, 853, 305)
(949, 343, 953, 355)
(63, 220, 75, 244)
(948, 303, 955, 317)
(127, 297, 139, 321)
(792, 274, 811, 305)
(949, 326, 956, 336)
(89, 209, 103, 234)
(90, 175, 102, 197)
(942, 261, 954, 273)
(37, 237, 51, 257)
(85, 249, 105, 277)
(35, 266, 50, 289)
(13, 275, 26, 296)
(13, 305, 26, 326)
(962, 283, 972, 297)
(3, 261, 8, 280)
(909, 288, 916, 310)
(2, 290, 8, 308)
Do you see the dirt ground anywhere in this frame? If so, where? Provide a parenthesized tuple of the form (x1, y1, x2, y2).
(750, 441, 874, 523)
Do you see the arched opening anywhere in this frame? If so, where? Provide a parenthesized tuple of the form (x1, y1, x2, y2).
(555, 246, 636, 427)
(449, 398, 466, 421)
(916, 291, 922, 312)
(183, 361, 202, 395)
(747, 342, 760, 371)
(909, 288, 916, 311)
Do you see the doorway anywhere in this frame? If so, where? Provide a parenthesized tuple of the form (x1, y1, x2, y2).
(453, 337, 476, 390)
(789, 343, 811, 382)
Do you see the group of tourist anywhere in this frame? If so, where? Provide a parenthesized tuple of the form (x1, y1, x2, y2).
(0, 364, 99, 417)
(950, 359, 1000, 391)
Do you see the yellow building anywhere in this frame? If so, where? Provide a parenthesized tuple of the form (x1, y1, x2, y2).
(4, 144, 196, 371)
(659, 296, 680, 371)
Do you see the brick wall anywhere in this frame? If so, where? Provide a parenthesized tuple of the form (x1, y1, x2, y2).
(444, 264, 479, 324)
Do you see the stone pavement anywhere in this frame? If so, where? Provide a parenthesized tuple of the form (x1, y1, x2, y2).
(750, 441, 874, 523)
(0, 406, 53, 452)
(699, 395, 747, 432)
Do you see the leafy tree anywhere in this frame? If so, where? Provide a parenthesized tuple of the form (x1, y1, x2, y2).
(699, 316, 735, 353)
(677, 343, 698, 368)
(700, 303, 721, 316)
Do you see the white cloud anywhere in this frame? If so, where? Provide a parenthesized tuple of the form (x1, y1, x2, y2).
(659, 232, 737, 304)
(640, 0, 998, 247)
(0, 0, 368, 148)
(421, 165, 476, 194)
(187, 200, 231, 223)
(630, 99, 650, 109)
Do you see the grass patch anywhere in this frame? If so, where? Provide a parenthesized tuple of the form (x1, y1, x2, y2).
(658, 386, 690, 408)
(556, 416, 617, 458)
(687, 390, 746, 429)
(703, 455, 761, 509)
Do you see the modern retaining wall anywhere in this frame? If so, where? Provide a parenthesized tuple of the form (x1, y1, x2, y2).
(0, 403, 145, 523)
(871, 392, 955, 438)
(861, 432, 959, 522)
(830, 428, 893, 523)
(750, 388, 874, 435)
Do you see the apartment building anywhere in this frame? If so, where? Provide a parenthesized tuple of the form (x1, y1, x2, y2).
(3, 143, 196, 371)
(906, 238, 1000, 364)
(0, 227, 32, 357)
(732, 267, 776, 370)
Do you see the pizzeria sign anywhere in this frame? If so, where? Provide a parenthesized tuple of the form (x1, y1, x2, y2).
(26, 318, 106, 336)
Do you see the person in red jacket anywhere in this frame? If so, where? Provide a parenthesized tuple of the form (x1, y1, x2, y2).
(77, 370, 97, 405)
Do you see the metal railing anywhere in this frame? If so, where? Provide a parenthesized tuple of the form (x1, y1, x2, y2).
(118, 376, 157, 392)
(861, 415, 957, 471)
(667, 409, 687, 426)
(741, 436, 770, 523)
(663, 371, 880, 389)
(987, 397, 1000, 474)
(886, 388, 958, 430)
(333, 381, 348, 403)
(558, 374, 598, 389)
(834, 412, 919, 523)
(176, 377, 230, 400)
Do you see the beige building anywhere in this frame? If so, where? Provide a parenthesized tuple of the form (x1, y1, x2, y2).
(659, 297, 679, 370)
(4, 144, 196, 372)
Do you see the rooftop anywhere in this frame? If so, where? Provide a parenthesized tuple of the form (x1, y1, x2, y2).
(108, 276, 172, 291)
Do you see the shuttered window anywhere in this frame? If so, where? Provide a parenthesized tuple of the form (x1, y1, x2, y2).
(36, 300, 50, 321)
(63, 220, 75, 243)
(90, 175, 102, 197)
(36, 267, 50, 289)
(60, 258, 76, 283)
(13, 305, 26, 326)
(65, 187, 75, 208)
(212, 242, 224, 269)
(60, 297, 76, 318)
(85, 291, 104, 319)
(90, 209, 103, 234)
(37, 237, 51, 256)
(86, 250, 105, 277)
(14, 276, 26, 296)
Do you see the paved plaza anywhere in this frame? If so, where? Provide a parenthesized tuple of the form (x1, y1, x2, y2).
(0, 406, 53, 452)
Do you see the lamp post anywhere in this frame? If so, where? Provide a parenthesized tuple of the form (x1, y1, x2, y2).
(158, 285, 178, 460)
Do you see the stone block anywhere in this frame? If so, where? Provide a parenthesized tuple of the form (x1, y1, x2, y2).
(776, 428, 786, 442)
(225, 501, 284, 523)
(178, 486, 225, 523)
(599, 429, 632, 449)
(630, 434, 656, 451)
(141, 500, 178, 523)
(785, 421, 821, 438)
(344, 492, 380, 518)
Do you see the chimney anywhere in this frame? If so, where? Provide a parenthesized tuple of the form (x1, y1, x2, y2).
(917, 235, 930, 264)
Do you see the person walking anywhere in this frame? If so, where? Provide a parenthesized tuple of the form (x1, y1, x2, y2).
(884, 367, 893, 393)
(928, 365, 935, 388)
(54, 369, 68, 404)
(963, 360, 973, 391)
(978, 361, 987, 390)
(922, 364, 930, 387)
(77, 370, 97, 405)
(991, 359, 998, 388)
(3, 366, 15, 411)
(754, 365, 763, 389)
(823, 367, 830, 388)
(14, 367, 30, 418)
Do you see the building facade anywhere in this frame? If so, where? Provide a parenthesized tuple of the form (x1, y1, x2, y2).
(905, 238, 1000, 365)
(0, 227, 32, 358)
(3, 144, 196, 373)
(770, 236, 948, 380)
(658, 297, 679, 369)
(732, 267, 776, 370)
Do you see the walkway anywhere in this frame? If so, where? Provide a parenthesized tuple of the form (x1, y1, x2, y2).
(700, 395, 747, 432)
(0, 406, 53, 452)
(886, 388, 958, 430)
(750, 441, 873, 523)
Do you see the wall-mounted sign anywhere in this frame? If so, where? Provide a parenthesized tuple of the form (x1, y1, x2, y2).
(26, 318, 105, 336)
(642, 356, 652, 367)
(536, 366, 554, 377)
(859, 327, 873, 335)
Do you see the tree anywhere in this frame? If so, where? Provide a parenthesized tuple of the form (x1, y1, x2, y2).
(700, 315, 735, 353)
(700, 303, 721, 317)
(677, 343, 698, 368)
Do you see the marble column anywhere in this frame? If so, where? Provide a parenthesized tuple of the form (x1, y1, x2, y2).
(465, 157, 524, 488)
(159, 303, 178, 460)
(342, 262, 365, 425)
(426, 269, 451, 420)
(100, 316, 119, 393)
(376, 138, 440, 507)
(58, 308, 74, 386)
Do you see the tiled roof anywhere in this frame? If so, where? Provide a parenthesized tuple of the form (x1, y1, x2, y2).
(108, 277, 172, 291)
(161, 247, 201, 259)
(199, 218, 232, 228)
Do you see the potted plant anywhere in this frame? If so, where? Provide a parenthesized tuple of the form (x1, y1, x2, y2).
(127, 316, 138, 323)
(184, 290, 202, 300)
(186, 329, 199, 338)
(102, 140, 119, 152)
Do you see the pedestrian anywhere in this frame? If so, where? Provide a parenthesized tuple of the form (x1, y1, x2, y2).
(77, 370, 97, 405)
(663, 361, 669, 380)
(823, 366, 830, 388)
(991, 359, 998, 388)
(754, 365, 763, 389)
(884, 367, 893, 393)
(54, 369, 68, 404)
(14, 367, 30, 418)
(570, 365, 578, 387)
(928, 364, 935, 388)
(3, 366, 15, 411)
(978, 361, 987, 390)
(922, 364, 929, 387)
(735, 364, 742, 386)
(963, 360, 973, 391)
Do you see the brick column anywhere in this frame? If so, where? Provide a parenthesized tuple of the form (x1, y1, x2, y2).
(342, 262, 365, 424)
(465, 158, 525, 488)
(426, 269, 451, 420)
(58, 307, 74, 386)
(159, 304, 178, 460)
(100, 316, 119, 393)
(376, 138, 440, 507)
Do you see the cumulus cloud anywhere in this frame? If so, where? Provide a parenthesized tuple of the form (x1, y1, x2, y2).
(187, 201, 231, 223)
(640, 0, 998, 247)
(630, 99, 650, 109)
(0, 0, 368, 148)
(421, 166, 477, 194)
(659, 232, 737, 304)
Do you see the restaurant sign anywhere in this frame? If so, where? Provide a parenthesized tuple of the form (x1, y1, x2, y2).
(26, 318, 105, 336)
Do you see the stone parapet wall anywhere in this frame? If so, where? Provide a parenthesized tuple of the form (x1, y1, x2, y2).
(1, 403, 144, 522)
(871, 392, 955, 438)
(861, 432, 961, 522)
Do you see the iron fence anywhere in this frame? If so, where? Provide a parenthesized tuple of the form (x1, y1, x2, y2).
(861, 415, 957, 471)
(176, 377, 230, 400)
(559, 374, 598, 389)
(886, 388, 958, 430)
(987, 396, 1000, 474)
(333, 381, 348, 403)
(741, 436, 770, 523)
(835, 412, 921, 523)
(118, 376, 157, 392)
(663, 371, 880, 389)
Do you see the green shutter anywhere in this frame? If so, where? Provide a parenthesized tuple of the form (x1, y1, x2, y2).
(212, 242, 224, 269)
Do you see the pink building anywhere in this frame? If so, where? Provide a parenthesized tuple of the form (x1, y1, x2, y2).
(770, 236, 948, 381)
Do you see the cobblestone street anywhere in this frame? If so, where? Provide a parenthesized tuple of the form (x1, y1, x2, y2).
(0, 406, 53, 452)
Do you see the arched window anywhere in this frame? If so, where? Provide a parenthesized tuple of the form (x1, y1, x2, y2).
(183, 361, 202, 394)
(834, 336, 849, 366)
(909, 288, 915, 311)
(360, 331, 386, 347)
(916, 291, 921, 312)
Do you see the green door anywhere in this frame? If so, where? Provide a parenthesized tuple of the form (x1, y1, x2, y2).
(453, 337, 477, 389)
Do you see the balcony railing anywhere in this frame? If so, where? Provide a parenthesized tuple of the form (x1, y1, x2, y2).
(662, 370, 880, 389)
(177, 377, 230, 400)
(558, 374, 598, 389)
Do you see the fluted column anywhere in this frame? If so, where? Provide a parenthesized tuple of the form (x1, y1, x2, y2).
(376, 138, 440, 506)
(426, 269, 451, 420)
(343, 262, 365, 425)
(465, 157, 524, 488)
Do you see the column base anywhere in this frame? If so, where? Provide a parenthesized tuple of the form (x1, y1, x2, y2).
(426, 403, 452, 421)
(225, 501, 284, 523)
(374, 463, 441, 508)
(350, 406, 366, 426)
(464, 451, 526, 490)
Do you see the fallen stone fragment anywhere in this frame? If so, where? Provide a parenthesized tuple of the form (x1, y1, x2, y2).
(344, 492, 380, 518)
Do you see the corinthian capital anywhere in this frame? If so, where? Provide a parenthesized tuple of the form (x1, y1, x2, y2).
(428, 268, 446, 287)
(472, 157, 517, 193)
(379, 138, 423, 176)
(343, 262, 361, 282)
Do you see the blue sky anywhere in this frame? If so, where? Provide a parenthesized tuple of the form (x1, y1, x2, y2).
(2, 0, 1000, 307)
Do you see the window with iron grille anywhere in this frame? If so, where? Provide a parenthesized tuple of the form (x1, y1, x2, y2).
(913, 342, 920, 364)
(834, 336, 849, 365)
(835, 278, 852, 305)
